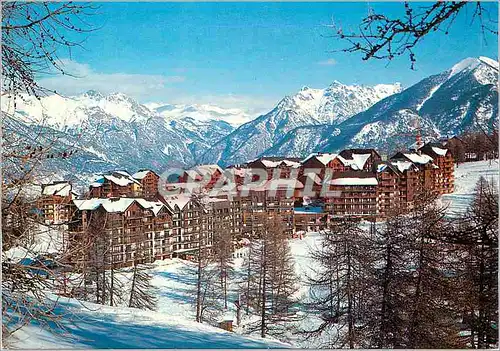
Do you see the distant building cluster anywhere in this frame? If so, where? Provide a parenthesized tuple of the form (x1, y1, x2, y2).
(36, 141, 455, 268)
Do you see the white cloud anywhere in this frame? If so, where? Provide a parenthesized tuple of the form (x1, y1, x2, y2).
(38, 59, 185, 101)
(318, 58, 337, 66)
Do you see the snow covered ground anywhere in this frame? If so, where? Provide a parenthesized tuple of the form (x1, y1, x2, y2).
(7, 160, 497, 348)
(441, 160, 498, 216)
(8, 289, 289, 349)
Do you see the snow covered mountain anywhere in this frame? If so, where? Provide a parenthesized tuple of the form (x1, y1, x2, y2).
(146, 103, 253, 126)
(320, 56, 498, 152)
(2, 91, 235, 182)
(262, 56, 498, 159)
(199, 81, 402, 166)
(3, 57, 497, 180)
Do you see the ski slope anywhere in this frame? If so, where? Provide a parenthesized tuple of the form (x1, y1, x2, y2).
(441, 160, 498, 216)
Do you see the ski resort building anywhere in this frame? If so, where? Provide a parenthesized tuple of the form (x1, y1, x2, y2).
(69, 198, 173, 268)
(293, 206, 327, 232)
(161, 194, 209, 260)
(132, 169, 160, 199)
(246, 157, 302, 180)
(324, 172, 379, 219)
(37, 181, 78, 224)
(418, 143, 455, 194)
(57, 144, 455, 267)
(88, 171, 143, 198)
(239, 179, 302, 237)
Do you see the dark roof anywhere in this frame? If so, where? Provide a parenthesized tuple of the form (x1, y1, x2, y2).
(373, 160, 401, 175)
(419, 143, 449, 158)
(258, 156, 302, 162)
(389, 151, 408, 161)
(339, 148, 381, 159)
(421, 142, 444, 149)
(226, 163, 248, 169)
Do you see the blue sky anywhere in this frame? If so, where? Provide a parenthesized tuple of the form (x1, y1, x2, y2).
(43, 2, 498, 113)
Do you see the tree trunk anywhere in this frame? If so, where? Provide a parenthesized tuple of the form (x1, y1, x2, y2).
(379, 243, 392, 347)
(260, 256, 266, 338)
(128, 264, 137, 308)
(346, 246, 354, 349)
(408, 239, 425, 348)
(246, 247, 251, 314)
(110, 267, 114, 307)
(196, 243, 203, 323)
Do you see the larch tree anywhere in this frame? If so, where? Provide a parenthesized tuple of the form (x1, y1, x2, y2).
(189, 193, 226, 325)
(302, 218, 373, 348)
(128, 263, 158, 311)
(2, 1, 97, 341)
(244, 215, 299, 339)
(363, 207, 412, 349)
(448, 176, 498, 348)
(395, 196, 463, 348)
(211, 212, 234, 310)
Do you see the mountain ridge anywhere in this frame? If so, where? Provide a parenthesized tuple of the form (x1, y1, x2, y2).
(2, 56, 497, 180)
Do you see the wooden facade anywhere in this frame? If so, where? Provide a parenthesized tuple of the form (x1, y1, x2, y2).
(63, 145, 455, 268)
(69, 198, 173, 269)
(133, 170, 160, 199)
(418, 143, 455, 194)
(37, 181, 77, 224)
(324, 174, 379, 219)
(88, 171, 142, 198)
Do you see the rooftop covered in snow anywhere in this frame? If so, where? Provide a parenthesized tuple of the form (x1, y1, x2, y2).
(41, 181, 73, 197)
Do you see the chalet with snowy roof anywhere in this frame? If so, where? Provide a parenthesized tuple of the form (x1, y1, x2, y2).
(338, 148, 382, 172)
(387, 159, 421, 209)
(246, 157, 302, 180)
(37, 181, 78, 224)
(88, 171, 142, 198)
(390, 151, 438, 192)
(132, 169, 160, 199)
(418, 143, 454, 194)
(69, 197, 173, 268)
(374, 161, 401, 215)
(224, 167, 248, 186)
(178, 164, 224, 191)
(160, 194, 210, 259)
(301, 152, 343, 173)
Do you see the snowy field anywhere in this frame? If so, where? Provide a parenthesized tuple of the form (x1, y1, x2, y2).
(7, 160, 498, 348)
(441, 160, 498, 216)
(8, 259, 289, 349)
(8, 289, 289, 349)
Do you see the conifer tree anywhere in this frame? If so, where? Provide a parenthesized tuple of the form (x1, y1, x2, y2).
(244, 215, 299, 339)
(128, 262, 158, 311)
(302, 218, 373, 348)
(450, 177, 498, 348)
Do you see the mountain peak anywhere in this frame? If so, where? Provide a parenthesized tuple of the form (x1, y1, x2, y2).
(479, 56, 499, 71)
(373, 83, 403, 96)
(448, 57, 481, 78)
(329, 80, 343, 87)
(83, 90, 104, 99)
